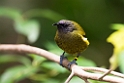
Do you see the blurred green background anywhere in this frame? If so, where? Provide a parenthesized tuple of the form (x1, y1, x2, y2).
(0, 0, 124, 83)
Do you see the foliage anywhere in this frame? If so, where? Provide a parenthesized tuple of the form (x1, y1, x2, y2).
(0, 7, 64, 43)
(107, 24, 124, 73)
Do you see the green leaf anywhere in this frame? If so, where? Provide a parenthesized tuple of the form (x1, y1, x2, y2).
(43, 78, 60, 83)
(1, 66, 38, 83)
(0, 55, 16, 63)
(69, 77, 85, 83)
(90, 80, 107, 83)
(0, 7, 21, 19)
(42, 62, 66, 73)
(24, 9, 65, 21)
(77, 57, 96, 67)
(28, 54, 46, 66)
(0, 55, 32, 66)
(14, 19, 40, 43)
(0, 7, 40, 43)
(118, 51, 124, 73)
(45, 42, 63, 55)
(111, 24, 124, 30)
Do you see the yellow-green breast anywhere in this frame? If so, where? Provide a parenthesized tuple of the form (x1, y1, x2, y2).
(55, 30, 89, 54)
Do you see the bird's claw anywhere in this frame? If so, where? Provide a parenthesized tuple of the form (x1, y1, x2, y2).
(60, 55, 67, 67)
(67, 60, 77, 70)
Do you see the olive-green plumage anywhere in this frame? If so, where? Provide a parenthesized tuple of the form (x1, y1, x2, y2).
(54, 20, 89, 54)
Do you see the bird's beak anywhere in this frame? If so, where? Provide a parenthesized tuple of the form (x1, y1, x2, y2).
(52, 23, 58, 26)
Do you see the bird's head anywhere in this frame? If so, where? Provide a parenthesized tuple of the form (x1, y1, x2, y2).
(53, 20, 77, 33)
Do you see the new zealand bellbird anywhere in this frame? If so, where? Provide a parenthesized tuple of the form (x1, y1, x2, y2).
(53, 19, 89, 69)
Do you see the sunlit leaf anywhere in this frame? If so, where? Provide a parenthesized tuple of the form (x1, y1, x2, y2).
(107, 29, 124, 50)
(107, 25, 124, 70)
(111, 24, 124, 30)
(14, 19, 40, 43)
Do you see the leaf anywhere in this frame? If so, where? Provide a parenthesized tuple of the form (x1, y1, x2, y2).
(107, 29, 124, 50)
(69, 77, 85, 83)
(107, 28, 124, 70)
(118, 51, 124, 73)
(38, 9, 65, 21)
(77, 57, 96, 67)
(43, 78, 60, 83)
(42, 62, 67, 73)
(0, 55, 31, 66)
(45, 42, 63, 55)
(107, 24, 124, 70)
(0, 7, 40, 43)
(111, 24, 124, 30)
(14, 19, 40, 43)
(109, 54, 118, 70)
(28, 54, 46, 66)
(0, 7, 21, 19)
(0, 66, 38, 83)
(0, 55, 17, 63)
(90, 80, 107, 83)
(24, 9, 65, 21)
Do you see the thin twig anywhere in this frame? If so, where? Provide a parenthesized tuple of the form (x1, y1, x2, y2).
(65, 70, 74, 83)
(65, 67, 91, 83)
(80, 67, 124, 78)
(98, 69, 112, 80)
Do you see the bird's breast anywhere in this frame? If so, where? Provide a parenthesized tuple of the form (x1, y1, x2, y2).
(54, 32, 89, 54)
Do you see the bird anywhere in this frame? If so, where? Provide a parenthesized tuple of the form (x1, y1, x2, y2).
(53, 19, 89, 69)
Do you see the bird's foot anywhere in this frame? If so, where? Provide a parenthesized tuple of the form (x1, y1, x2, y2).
(67, 60, 77, 70)
(60, 54, 67, 67)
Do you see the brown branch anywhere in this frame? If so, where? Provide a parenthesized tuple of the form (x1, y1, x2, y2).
(0, 44, 124, 83)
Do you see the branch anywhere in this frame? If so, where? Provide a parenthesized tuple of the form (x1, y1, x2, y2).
(0, 44, 124, 83)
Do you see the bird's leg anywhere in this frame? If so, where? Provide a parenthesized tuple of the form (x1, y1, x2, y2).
(68, 53, 80, 69)
(60, 51, 66, 67)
